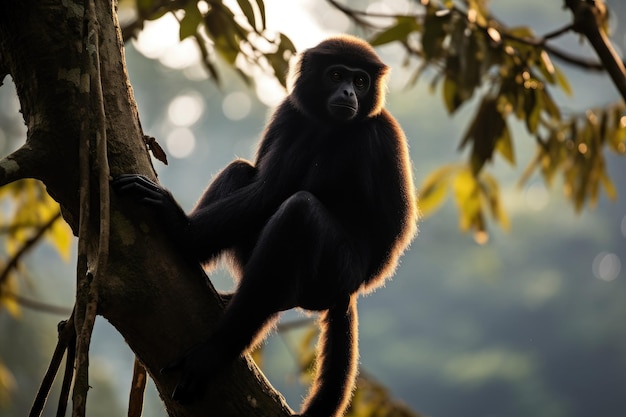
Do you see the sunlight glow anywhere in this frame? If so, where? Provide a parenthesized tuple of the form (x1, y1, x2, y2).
(159, 37, 201, 69)
(264, 0, 334, 49)
(132, 13, 180, 60)
(255, 73, 287, 107)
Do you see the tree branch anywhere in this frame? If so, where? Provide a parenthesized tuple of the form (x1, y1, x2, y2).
(0, 211, 61, 287)
(0, 145, 39, 187)
(565, 0, 626, 101)
(1, 292, 72, 315)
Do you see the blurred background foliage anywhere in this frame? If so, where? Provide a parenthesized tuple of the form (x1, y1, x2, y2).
(1, 0, 626, 416)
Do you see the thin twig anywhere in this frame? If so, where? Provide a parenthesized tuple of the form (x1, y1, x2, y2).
(29, 315, 75, 417)
(57, 324, 76, 417)
(2, 292, 72, 315)
(565, 0, 626, 101)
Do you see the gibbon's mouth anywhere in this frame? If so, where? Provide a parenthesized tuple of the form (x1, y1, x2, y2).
(329, 103, 357, 120)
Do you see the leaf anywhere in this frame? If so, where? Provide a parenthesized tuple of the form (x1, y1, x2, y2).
(460, 98, 505, 174)
(554, 65, 573, 96)
(600, 170, 617, 200)
(540, 88, 561, 121)
(204, 5, 241, 65)
(507, 26, 535, 38)
(136, 0, 154, 17)
(442, 75, 461, 114)
(452, 168, 481, 231)
(418, 165, 457, 216)
(524, 87, 540, 134)
(179, 3, 203, 41)
(267, 50, 290, 87)
(422, 6, 448, 60)
(278, 33, 296, 55)
(0, 275, 21, 318)
(480, 173, 510, 230)
(144, 135, 168, 165)
(370, 16, 420, 46)
(495, 122, 515, 165)
(237, 0, 257, 32)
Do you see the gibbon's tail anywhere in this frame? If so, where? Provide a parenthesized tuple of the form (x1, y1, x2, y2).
(300, 295, 359, 417)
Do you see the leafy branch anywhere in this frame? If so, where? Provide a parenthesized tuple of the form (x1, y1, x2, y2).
(328, 0, 626, 239)
(122, 0, 297, 87)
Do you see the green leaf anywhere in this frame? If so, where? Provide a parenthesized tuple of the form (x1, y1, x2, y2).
(370, 16, 420, 46)
(495, 122, 515, 165)
(507, 26, 535, 38)
(442, 75, 460, 114)
(179, 3, 203, 41)
(452, 168, 481, 231)
(540, 88, 560, 121)
(554, 65, 573, 96)
(422, 6, 448, 60)
(136, 0, 154, 17)
(524, 87, 540, 134)
(460, 98, 504, 174)
(418, 165, 457, 216)
(204, 5, 241, 65)
(480, 173, 510, 230)
(600, 170, 617, 200)
(267, 50, 290, 87)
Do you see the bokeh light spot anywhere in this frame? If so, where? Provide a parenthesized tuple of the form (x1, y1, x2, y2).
(168, 93, 205, 127)
(166, 127, 196, 159)
(222, 91, 252, 121)
(592, 252, 621, 282)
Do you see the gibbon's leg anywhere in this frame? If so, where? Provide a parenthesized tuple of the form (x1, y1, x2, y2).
(192, 159, 256, 211)
(168, 191, 364, 406)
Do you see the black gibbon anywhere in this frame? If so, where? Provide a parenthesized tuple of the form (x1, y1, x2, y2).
(114, 34, 418, 417)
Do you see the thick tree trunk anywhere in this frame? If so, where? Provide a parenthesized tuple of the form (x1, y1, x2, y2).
(0, 1, 292, 416)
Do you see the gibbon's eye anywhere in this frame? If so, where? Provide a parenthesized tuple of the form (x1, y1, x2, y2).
(354, 73, 369, 90)
(329, 70, 342, 82)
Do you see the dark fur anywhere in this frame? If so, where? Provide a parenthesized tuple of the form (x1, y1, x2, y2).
(114, 35, 418, 417)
